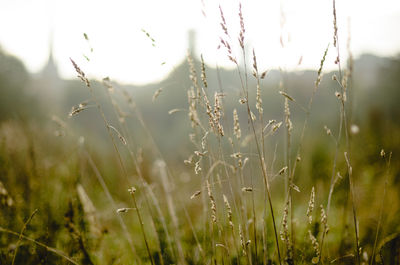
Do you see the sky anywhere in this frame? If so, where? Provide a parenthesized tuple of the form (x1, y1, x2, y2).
(0, 0, 400, 85)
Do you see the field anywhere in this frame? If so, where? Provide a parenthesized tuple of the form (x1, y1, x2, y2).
(1, 1, 400, 265)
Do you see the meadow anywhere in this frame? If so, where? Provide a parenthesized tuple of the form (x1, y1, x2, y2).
(1, 2, 400, 265)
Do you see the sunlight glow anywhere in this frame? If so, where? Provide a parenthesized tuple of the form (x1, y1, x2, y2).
(0, 0, 399, 84)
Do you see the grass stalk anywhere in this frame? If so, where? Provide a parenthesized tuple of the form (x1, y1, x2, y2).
(83, 150, 140, 263)
(129, 187, 155, 265)
(11, 209, 38, 265)
(0, 226, 79, 265)
(344, 152, 360, 265)
(370, 152, 392, 265)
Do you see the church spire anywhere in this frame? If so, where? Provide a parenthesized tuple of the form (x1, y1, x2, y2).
(41, 30, 59, 80)
(48, 30, 54, 62)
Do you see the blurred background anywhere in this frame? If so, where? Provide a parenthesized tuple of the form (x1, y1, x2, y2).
(0, 0, 400, 264)
(0, 0, 399, 149)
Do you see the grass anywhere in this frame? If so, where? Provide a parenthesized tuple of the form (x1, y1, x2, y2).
(1, 1, 400, 265)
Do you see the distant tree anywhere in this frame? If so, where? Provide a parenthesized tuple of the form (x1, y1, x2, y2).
(376, 56, 400, 122)
(0, 48, 31, 121)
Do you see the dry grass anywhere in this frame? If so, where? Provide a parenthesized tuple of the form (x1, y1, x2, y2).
(1, 1, 399, 265)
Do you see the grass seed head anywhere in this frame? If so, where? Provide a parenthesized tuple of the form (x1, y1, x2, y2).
(239, 224, 247, 255)
(70, 58, 90, 87)
(190, 190, 201, 199)
(117, 208, 134, 213)
(316, 45, 329, 87)
(324, 125, 332, 136)
(0, 181, 14, 207)
(320, 204, 329, 233)
(195, 160, 202, 174)
(279, 91, 294, 102)
(279, 166, 288, 175)
(238, 3, 245, 49)
(307, 187, 315, 224)
(256, 83, 263, 114)
(332, 0, 338, 47)
(152, 87, 163, 102)
(223, 194, 233, 228)
(107, 125, 127, 145)
(308, 230, 320, 263)
(206, 180, 217, 223)
(200, 54, 208, 88)
(284, 98, 293, 133)
(260, 70, 268, 79)
(233, 109, 241, 140)
(128, 187, 137, 194)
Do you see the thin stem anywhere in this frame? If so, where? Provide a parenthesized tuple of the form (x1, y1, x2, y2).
(344, 152, 360, 265)
(70, 61, 139, 258)
(123, 90, 189, 264)
(321, 1, 350, 259)
(130, 190, 155, 265)
(247, 102, 282, 265)
(0, 226, 79, 265)
(370, 152, 392, 265)
(11, 209, 38, 265)
(83, 150, 140, 263)
(104, 81, 173, 263)
(320, 102, 343, 261)
(233, 42, 282, 265)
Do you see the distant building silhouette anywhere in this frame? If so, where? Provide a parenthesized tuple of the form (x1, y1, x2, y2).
(30, 32, 63, 109)
(41, 33, 59, 82)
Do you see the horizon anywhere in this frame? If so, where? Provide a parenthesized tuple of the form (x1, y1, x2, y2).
(1, 0, 400, 85)
(2, 45, 395, 87)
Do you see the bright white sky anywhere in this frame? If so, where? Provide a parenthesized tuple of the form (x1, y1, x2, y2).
(0, 0, 399, 85)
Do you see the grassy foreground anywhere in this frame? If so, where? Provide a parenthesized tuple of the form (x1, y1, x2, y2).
(1, 1, 400, 265)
